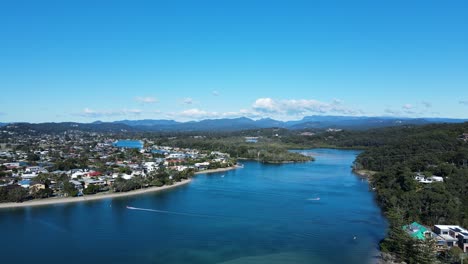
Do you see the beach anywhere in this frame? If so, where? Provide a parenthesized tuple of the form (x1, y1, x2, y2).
(0, 179, 192, 209)
(194, 165, 240, 175)
(0, 165, 241, 209)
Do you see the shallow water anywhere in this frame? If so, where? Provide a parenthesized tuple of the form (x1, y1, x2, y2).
(0, 149, 387, 264)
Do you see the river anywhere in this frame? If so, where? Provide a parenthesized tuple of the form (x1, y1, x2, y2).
(0, 149, 387, 264)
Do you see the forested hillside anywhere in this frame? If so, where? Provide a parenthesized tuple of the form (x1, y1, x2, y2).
(352, 124, 468, 227)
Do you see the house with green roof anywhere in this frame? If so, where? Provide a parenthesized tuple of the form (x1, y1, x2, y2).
(403, 222, 432, 240)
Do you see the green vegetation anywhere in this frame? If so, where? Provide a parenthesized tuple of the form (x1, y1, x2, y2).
(351, 124, 468, 227)
(153, 135, 312, 163)
(333, 123, 468, 263)
(113, 169, 193, 193)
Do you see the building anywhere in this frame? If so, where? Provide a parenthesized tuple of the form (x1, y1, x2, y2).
(403, 222, 432, 240)
(29, 183, 46, 194)
(195, 162, 210, 170)
(245, 137, 258, 143)
(434, 225, 468, 252)
(414, 173, 444, 183)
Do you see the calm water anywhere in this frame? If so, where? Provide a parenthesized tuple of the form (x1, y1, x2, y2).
(0, 149, 387, 264)
(114, 140, 144, 149)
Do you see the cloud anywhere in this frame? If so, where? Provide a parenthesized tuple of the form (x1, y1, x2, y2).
(171, 108, 250, 120)
(422, 101, 432, 108)
(402, 104, 413, 110)
(77, 108, 142, 118)
(460, 100, 468, 105)
(183, 98, 194, 105)
(135, 96, 158, 104)
(212, 90, 220, 96)
(252, 98, 361, 116)
(384, 108, 401, 116)
(171, 98, 361, 121)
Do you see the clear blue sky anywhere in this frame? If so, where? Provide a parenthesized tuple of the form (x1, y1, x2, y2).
(1, 0, 467, 122)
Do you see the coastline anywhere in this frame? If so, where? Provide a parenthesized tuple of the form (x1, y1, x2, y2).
(194, 165, 240, 175)
(353, 169, 377, 179)
(0, 179, 191, 209)
(0, 165, 241, 209)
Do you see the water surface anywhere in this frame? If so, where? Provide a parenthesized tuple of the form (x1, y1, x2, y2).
(0, 149, 387, 264)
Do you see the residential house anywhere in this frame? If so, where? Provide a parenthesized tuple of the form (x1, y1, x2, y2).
(415, 173, 444, 184)
(434, 225, 463, 250)
(404, 222, 432, 240)
(195, 162, 210, 170)
(29, 183, 46, 194)
(434, 225, 468, 252)
(83, 178, 106, 189)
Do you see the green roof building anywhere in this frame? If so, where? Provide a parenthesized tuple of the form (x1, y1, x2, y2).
(403, 222, 432, 240)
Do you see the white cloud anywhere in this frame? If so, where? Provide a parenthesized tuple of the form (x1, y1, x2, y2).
(172, 108, 249, 120)
(170, 98, 363, 121)
(212, 90, 220, 96)
(183, 98, 194, 105)
(252, 98, 277, 112)
(78, 108, 142, 118)
(179, 108, 211, 118)
(460, 100, 468, 105)
(252, 98, 361, 116)
(135, 96, 158, 104)
(402, 104, 413, 110)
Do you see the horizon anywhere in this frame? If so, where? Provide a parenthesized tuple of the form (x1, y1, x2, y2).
(1, 0, 468, 123)
(2, 114, 468, 125)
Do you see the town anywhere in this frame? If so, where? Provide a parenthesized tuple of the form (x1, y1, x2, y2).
(0, 128, 237, 203)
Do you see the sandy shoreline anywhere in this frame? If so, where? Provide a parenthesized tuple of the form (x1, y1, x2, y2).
(194, 165, 240, 175)
(0, 179, 192, 209)
(0, 165, 241, 209)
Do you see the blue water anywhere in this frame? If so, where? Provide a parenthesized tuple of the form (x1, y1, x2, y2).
(0, 149, 387, 264)
(113, 140, 144, 149)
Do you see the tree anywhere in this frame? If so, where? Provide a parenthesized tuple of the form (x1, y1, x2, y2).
(7, 187, 29, 202)
(83, 184, 100, 195)
(32, 188, 53, 199)
(63, 181, 78, 197)
(380, 209, 410, 259)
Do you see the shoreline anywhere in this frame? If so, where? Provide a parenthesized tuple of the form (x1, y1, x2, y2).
(0, 179, 191, 209)
(353, 169, 377, 179)
(194, 165, 240, 175)
(0, 165, 241, 209)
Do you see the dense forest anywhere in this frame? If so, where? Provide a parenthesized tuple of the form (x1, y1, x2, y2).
(151, 134, 312, 164)
(348, 124, 468, 227)
(335, 123, 468, 263)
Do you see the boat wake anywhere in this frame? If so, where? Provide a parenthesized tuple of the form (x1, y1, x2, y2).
(307, 197, 320, 201)
(126, 206, 222, 218)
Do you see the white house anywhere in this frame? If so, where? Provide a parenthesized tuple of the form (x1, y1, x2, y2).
(167, 153, 186, 159)
(434, 225, 468, 252)
(144, 162, 159, 173)
(415, 173, 444, 184)
(195, 162, 210, 170)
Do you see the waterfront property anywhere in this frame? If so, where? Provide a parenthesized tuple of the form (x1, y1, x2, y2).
(404, 222, 468, 253)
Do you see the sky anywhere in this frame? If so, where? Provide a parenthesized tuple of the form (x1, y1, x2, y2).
(0, 0, 467, 123)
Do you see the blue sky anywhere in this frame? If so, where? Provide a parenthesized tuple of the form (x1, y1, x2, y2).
(0, 0, 467, 122)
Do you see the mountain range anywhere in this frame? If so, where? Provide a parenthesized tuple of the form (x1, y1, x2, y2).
(2, 116, 467, 133)
(111, 116, 468, 131)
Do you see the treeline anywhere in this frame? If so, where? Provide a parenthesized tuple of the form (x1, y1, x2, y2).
(348, 123, 468, 263)
(152, 136, 312, 163)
